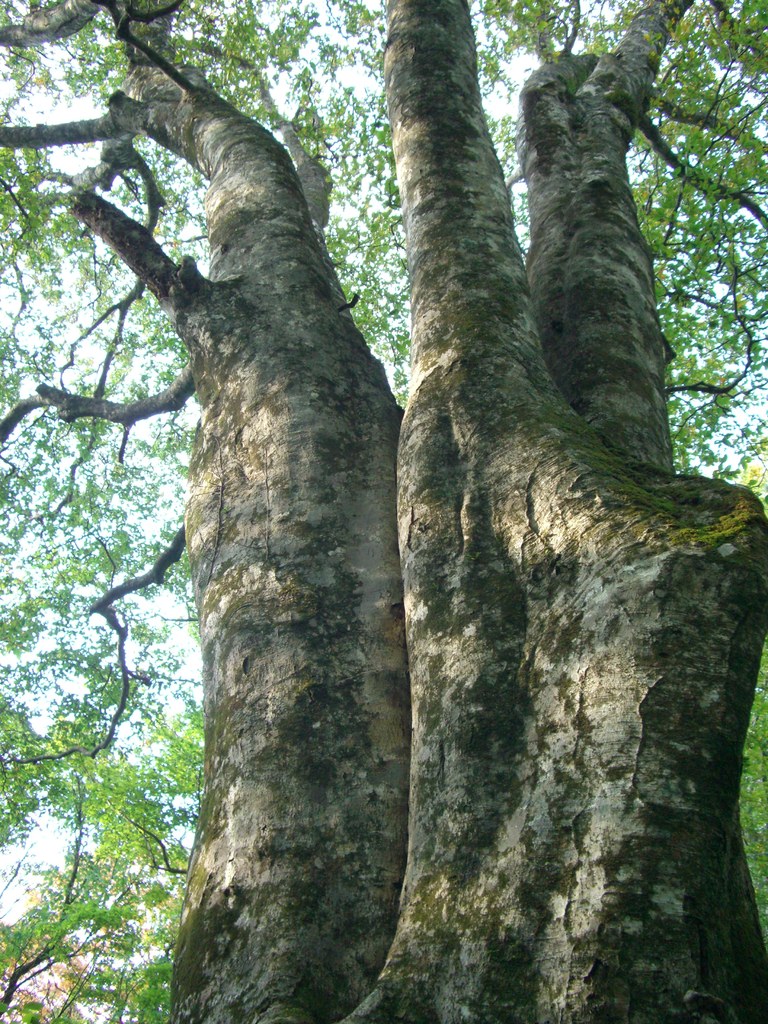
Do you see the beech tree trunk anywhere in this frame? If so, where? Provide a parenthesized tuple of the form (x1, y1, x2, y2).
(61, 1, 768, 1022)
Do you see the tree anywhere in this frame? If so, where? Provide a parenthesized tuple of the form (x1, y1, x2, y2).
(1, 0, 767, 1021)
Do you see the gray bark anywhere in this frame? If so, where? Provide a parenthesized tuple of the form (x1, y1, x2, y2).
(0, 0, 98, 48)
(518, 0, 695, 470)
(0, 115, 117, 148)
(100, 69, 412, 1024)
(331, 1, 768, 1021)
(4, 1, 767, 1021)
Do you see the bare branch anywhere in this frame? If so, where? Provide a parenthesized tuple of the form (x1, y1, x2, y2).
(121, 813, 188, 875)
(7, 623, 129, 765)
(0, 396, 46, 448)
(0, 0, 99, 48)
(90, 524, 186, 613)
(562, 0, 581, 56)
(1, 366, 194, 446)
(0, 114, 118, 149)
(71, 190, 180, 299)
(63, 785, 86, 906)
(94, 0, 198, 94)
(0, 175, 29, 218)
(666, 279, 760, 398)
(78, 278, 144, 351)
(124, 0, 185, 24)
(6, 527, 185, 768)
(130, 147, 165, 229)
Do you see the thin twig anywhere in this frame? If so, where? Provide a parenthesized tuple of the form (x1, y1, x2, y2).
(5, 527, 186, 767)
(121, 812, 188, 875)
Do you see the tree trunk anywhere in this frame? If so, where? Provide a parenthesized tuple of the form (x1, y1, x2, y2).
(96, 67, 413, 1024)
(66, 1, 768, 1021)
(348, 1, 768, 1021)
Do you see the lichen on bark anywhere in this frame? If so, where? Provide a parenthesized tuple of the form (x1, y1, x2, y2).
(36, 1, 768, 1021)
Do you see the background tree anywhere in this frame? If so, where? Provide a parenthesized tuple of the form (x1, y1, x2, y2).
(0, 1, 767, 1022)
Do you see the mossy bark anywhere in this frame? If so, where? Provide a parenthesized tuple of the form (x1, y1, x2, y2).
(107, 5, 768, 1023)
(333, 1, 768, 1021)
(116, 69, 411, 1024)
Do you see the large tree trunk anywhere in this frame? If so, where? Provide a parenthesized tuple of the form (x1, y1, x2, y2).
(351, 1, 768, 1021)
(69, 1, 768, 1021)
(91, 68, 413, 1024)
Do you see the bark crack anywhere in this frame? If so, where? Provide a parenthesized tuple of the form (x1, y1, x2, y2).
(263, 442, 272, 562)
(204, 434, 225, 589)
(525, 471, 540, 537)
(631, 676, 662, 799)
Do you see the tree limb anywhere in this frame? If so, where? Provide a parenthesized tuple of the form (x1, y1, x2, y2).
(562, 0, 581, 56)
(586, 0, 695, 126)
(0, 115, 118, 150)
(0, 396, 46, 447)
(124, 0, 185, 24)
(121, 813, 188, 875)
(37, 364, 195, 423)
(8, 617, 130, 766)
(94, 0, 199, 94)
(6, 526, 186, 768)
(63, 786, 86, 906)
(90, 524, 186, 614)
(0, 177, 28, 219)
(1, 365, 194, 447)
(666, 283, 760, 397)
(2, 947, 54, 1010)
(655, 97, 764, 149)
(71, 190, 180, 299)
(200, 42, 332, 231)
(0, 0, 99, 48)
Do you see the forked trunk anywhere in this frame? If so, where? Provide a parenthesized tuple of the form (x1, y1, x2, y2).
(341, 1, 768, 1021)
(71, 3, 768, 1021)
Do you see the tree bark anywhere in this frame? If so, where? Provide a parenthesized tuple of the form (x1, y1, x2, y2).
(103, 69, 412, 1024)
(331, 1, 768, 1021)
(4, 0, 766, 1020)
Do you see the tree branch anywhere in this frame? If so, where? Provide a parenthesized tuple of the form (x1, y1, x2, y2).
(666, 284, 760, 397)
(94, 0, 199, 94)
(38, 364, 195, 423)
(90, 524, 186, 614)
(262, 91, 331, 231)
(562, 0, 581, 56)
(0, 176, 29, 219)
(0, 396, 46, 448)
(0, 0, 99, 48)
(640, 114, 768, 231)
(122, 813, 188, 875)
(197, 40, 333, 232)
(1, 366, 194, 447)
(71, 190, 180, 299)
(6, 526, 186, 768)
(8, 624, 130, 766)
(63, 786, 86, 906)
(124, 0, 185, 24)
(2, 946, 54, 1010)
(655, 97, 763, 149)
(586, 0, 695, 126)
(0, 114, 118, 149)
